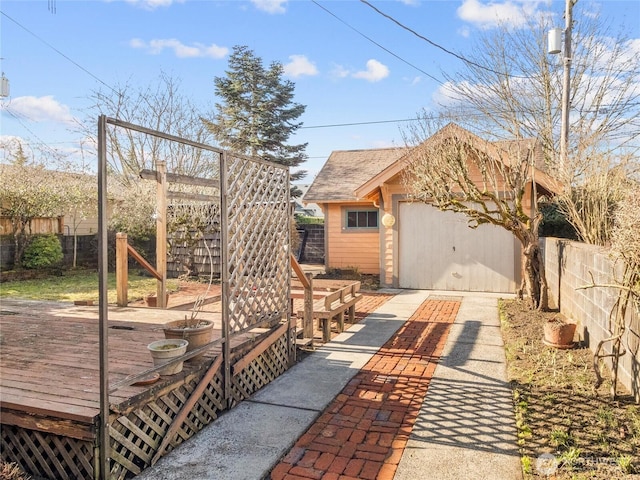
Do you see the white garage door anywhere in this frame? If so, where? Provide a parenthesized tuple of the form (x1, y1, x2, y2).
(398, 203, 516, 292)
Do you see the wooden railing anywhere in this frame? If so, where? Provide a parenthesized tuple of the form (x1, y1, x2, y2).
(115, 232, 163, 307)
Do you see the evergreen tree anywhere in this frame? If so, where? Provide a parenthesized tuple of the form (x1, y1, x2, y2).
(205, 45, 307, 183)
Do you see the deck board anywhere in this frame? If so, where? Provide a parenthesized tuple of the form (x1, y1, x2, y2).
(0, 305, 223, 426)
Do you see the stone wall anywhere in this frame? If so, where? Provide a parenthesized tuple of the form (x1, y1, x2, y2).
(543, 237, 639, 401)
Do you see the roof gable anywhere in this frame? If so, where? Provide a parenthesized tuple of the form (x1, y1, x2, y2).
(355, 123, 561, 198)
(303, 147, 408, 203)
(306, 123, 561, 203)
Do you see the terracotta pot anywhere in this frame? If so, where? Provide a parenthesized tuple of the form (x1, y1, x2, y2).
(163, 319, 214, 361)
(543, 317, 576, 348)
(145, 293, 170, 308)
(147, 339, 188, 375)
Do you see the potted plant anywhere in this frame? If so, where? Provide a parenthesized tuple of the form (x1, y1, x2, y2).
(163, 230, 217, 361)
(147, 339, 189, 375)
(145, 292, 170, 308)
(163, 315, 214, 361)
(543, 315, 577, 348)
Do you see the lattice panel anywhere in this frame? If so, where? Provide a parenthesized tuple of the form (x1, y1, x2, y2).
(1, 425, 94, 480)
(230, 328, 292, 406)
(109, 369, 225, 480)
(224, 155, 290, 333)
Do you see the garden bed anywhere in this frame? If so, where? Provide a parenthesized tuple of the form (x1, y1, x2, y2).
(500, 299, 640, 478)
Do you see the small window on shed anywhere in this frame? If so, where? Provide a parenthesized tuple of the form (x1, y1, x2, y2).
(346, 209, 378, 229)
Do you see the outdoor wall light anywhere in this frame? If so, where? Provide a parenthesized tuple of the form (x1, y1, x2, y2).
(381, 213, 396, 228)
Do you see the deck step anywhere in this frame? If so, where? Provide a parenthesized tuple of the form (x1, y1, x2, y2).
(295, 337, 313, 348)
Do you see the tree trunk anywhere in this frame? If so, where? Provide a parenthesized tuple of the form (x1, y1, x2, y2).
(12, 217, 29, 269)
(520, 238, 549, 311)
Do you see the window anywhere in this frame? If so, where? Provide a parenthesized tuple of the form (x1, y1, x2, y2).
(346, 209, 378, 229)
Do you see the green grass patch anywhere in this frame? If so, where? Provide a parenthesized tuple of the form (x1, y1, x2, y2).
(0, 269, 178, 304)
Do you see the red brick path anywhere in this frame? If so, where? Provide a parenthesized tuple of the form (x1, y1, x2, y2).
(270, 299, 460, 480)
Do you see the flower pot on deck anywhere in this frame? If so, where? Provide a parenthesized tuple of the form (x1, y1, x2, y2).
(147, 339, 188, 375)
(163, 319, 214, 361)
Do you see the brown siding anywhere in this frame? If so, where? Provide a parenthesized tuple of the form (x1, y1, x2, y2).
(326, 203, 380, 274)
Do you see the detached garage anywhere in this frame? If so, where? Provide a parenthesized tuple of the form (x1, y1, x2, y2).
(302, 123, 559, 294)
(397, 203, 517, 292)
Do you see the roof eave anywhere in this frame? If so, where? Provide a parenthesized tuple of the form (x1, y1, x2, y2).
(354, 157, 408, 199)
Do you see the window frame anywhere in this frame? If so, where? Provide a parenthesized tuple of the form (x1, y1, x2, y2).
(344, 207, 379, 231)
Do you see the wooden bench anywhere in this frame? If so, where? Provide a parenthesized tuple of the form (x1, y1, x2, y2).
(298, 281, 363, 342)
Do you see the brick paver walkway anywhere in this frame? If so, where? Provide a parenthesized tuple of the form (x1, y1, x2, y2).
(270, 299, 460, 480)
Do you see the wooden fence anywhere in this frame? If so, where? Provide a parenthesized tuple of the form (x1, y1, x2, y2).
(0, 216, 63, 235)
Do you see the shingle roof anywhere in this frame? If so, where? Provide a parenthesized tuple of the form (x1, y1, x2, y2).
(303, 147, 408, 203)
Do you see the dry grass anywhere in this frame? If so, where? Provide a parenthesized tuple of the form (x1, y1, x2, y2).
(0, 461, 31, 480)
(500, 299, 640, 479)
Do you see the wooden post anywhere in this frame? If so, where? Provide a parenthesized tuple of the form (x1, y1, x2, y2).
(303, 272, 314, 341)
(156, 162, 168, 308)
(115, 233, 128, 307)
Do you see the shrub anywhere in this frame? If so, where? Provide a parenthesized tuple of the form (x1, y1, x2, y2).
(22, 234, 63, 269)
(539, 201, 578, 240)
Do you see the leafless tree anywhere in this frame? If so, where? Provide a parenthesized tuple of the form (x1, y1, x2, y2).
(81, 71, 219, 183)
(0, 147, 88, 268)
(403, 121, 556, 310)
(580, 185, 640, 398)
(431, 7, 639, 245)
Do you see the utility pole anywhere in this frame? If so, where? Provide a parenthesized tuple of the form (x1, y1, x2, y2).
(560, 0, 576, 170)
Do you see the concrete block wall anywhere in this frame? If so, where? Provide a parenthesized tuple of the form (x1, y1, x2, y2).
(297, 224, 324, 264)
(543, 237, 639, 401)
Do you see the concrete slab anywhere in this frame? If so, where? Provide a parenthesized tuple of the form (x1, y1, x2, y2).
(135, 402, 318, 480)
(137, 289, 431, 480)
(394, 296, 523, 480)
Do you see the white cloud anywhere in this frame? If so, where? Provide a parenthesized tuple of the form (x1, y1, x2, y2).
(624, 38, 640, 58)
(458, 25, 471, 38)
(130, 38, 228, 59)
(284, 55, 318, 78)
(123, 0, 185, 10)
(330, 64, 350, 79)
(457, 0, 550, 30)
(0, 135, 28, 158)
(353, 59, 390, 82)
(5, 96, 76, 125)
(397, 0, 420, 5)
(251, 0, 287, 14)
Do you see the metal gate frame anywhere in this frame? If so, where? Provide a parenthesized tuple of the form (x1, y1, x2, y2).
(97, 115, 291, 478)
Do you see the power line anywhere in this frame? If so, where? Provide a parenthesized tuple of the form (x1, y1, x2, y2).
(301, 117, 419, 129)
(3, 106, 65, 159)
(0, 11, 119, 96)
(311, 1, 444, 86)
(359, 0, 531, 80)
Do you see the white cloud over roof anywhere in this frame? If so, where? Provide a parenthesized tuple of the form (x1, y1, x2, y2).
(251, 0, 287, 14)
(353, 59, 390, 82)
(457, 0, 550, 30)
(6, 96, 76, 125)
(284, 55, 319, 78)
(129, 38, 228, 59)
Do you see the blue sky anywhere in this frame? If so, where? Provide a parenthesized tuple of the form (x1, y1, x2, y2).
(1, 0, 638, 180)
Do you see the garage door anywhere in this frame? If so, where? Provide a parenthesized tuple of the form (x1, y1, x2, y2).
(398, 203, 516, 292)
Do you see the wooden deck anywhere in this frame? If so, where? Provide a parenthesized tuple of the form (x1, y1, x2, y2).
(0, 301, 223, 430)
(1, 299, 294, 479)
